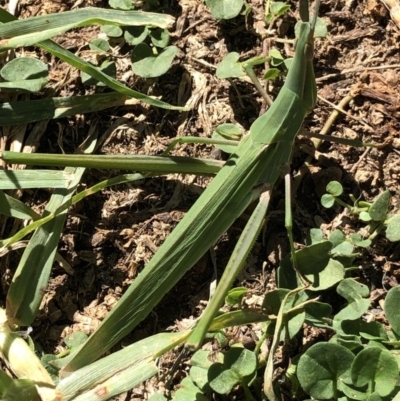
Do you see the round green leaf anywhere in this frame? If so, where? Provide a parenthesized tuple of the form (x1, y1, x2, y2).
(101, 24, 123, 37)
(216, 52, 245, 79)
(150, 28, 170, 48)
(89, 38, 110, 53)
(124, 26, 149, 45)
(350, 233, 371, 248)
(321, 193, 335, 208)
(314, 17, 328, 38)
(306, 258, 345, 291)
(270, 2, 291, 17)
(340, 381, 368, 400)
(306, 228, 324, 245)
(264, 289, 307, 340)
(360, 211, 372, 221)
(208, 363, 239, 394)
(384, 286, 400, 336)
(263, 68, 281, 80)
(131, 45, 178, 78)
(369, 191, 390, 221)
(173, 377, 208, 401)
(224, 347, 257, 378)
(298, 343, 354, 399)
(1, 57, 48, 81)
(331, 240, 354, 256)
(334, 278, 370, 321)
(296, 241, 332, 275)
(351, 347, 399, 396)
(108, 0, 132, 10)
(326, 181, 343, 196)
(386, 215, 400, 242)
(329, 229, 346, 248)
(190, 366, 211, 392)
(205, 0, 243, 19)
(330, 333, 363, 352)
(269, 48, 285, 67)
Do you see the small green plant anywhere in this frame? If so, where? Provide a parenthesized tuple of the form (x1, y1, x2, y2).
(91, 1, 178, 79)
(296, 285, 400, 400)
(322, 181, 400, 242)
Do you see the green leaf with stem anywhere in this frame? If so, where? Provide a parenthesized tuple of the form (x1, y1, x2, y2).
(351, 347, 399, 397)
(124, 26, 149, 45)
(385, 215, 400, 242)
(333, 278, 370, 322)
(208, 347, 257, 397)
(369, 190, 390, 221)
(131, 44, 178, 78)
(216, 52, 246, 79)
(297, 342, 354, 399)
(101, 24, 123, 37)
(384, 286, 400, 337)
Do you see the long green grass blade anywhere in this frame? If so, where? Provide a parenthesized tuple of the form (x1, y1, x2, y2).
(1, 152, 223, 175)
(0, 8, 174, 50)
(0, 158, 222, 251)
(0, 93, 139, 126)
(57, 331, 189, 399)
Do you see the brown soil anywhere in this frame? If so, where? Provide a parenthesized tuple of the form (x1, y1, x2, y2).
(1, 0, 400, 399)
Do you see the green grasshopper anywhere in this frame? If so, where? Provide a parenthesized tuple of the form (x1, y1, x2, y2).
(2, 0, 320, 375)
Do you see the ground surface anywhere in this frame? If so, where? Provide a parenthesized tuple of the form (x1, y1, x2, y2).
(1, 0, 400, 399)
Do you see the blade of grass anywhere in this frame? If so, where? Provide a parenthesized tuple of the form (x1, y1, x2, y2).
(0, 93, 140, 126)
(0, 155, 223, 250)
(1, 151, 224, 174)
(56, 309, 270, 399)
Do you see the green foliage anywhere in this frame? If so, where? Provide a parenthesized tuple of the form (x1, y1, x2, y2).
(294, 285, 400, 400)
(80, 60, 116, 86)
(0, 2, 397, 401)
(131, 44, 178, 78)
(204, 0, 244, 20)
(266, 1, 291, 24)
(225, 287, 247, 306)
(211, 123, 243, 153)
(100, 24, 123, 37)
(89, 37, 110, 53)
(216, 52, 246, 79)
(83, 2, 177, 78)
(322, 181, 400, 243)
(0, 57, 48, 92)
(298, 343, 355, 399)
(188, 347, 256, 396)
(384, 286, 400, 337)
(109, 0, 133, 10)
